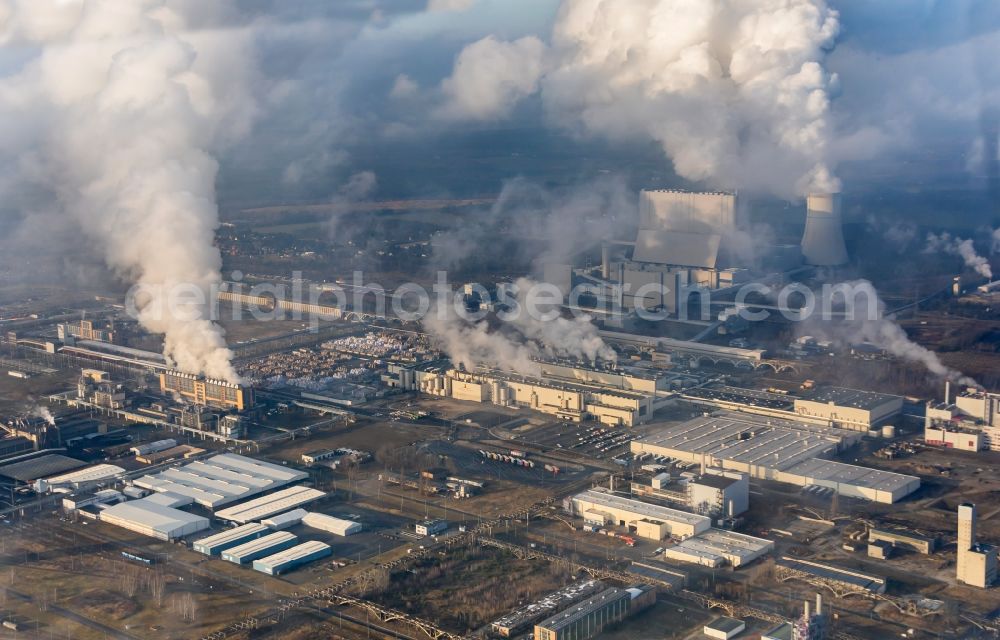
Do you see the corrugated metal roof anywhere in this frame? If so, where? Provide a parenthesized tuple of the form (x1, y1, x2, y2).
(215, 486, 325, 523)
(0, 454, 86, 482)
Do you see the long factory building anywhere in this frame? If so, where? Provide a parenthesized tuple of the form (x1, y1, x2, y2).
(252, 540, 332, 576)
(193, 523, 270, 556)
(534, 585, 656, 640)
(222, 531, 298, 564)
(99, 496, 209, 541)
(132, 453, 309, 509)
(681, 384, 903, 432)
(663, 528, 774, 568)
(566, 489, 711, 540)
(632, 412, 919, 503)
(214, 485, 326, 524)
(390, 360, 678, 426)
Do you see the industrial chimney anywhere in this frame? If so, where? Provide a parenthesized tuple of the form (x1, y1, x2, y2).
(800, 193, 849, 266)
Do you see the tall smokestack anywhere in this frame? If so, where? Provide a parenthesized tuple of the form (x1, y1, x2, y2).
(801, 193, 848, 266)
(601, 243, 611, 280)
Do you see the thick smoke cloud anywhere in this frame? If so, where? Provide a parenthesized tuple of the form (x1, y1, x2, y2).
(803, 280, 977, 386)
(0, 0, 255, 381)
(437, 0, 841, 197)
(422, 277, 614, 374)
(430, 174, 635, 271)
(436, 35, 546, 121)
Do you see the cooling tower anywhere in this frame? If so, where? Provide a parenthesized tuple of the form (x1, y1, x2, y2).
(800, 193, 848, 266)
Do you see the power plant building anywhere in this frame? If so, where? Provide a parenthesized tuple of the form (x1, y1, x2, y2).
(632, 412, 919, 503)
(566, 489, 711, 540)
(159, 370, 253, 411)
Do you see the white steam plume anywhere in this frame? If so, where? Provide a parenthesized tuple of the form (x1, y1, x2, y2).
(0, 1, 255, 381)
(509, 277, 616, 363)
(31, 405, 56, 426)
(436, 35, 546, 121)
(805, 279, 977, 386)
(925, 232, 992, 280)
(422, 278, 615, 374)
(438, 0, 842, 197)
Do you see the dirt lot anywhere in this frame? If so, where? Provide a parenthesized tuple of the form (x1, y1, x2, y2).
(367, 542, 576, 634)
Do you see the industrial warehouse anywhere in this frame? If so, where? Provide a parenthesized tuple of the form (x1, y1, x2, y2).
(632, 412, 920, 503)
(99, 496, 209, 541)
(566, 489, 711, 540)
(252, 540, 333, 576)
(662, 528, 774, 567)
(222, 531, 299, 564)
(132, 452, 309, 509)
(213, 485, 327, 523)
(533, 585, 656, 640)
(193, 523, 270, 556)
(389, 360, 676, 426)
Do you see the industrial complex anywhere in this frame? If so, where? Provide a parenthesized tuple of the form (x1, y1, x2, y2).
(0, 183, 997, 640)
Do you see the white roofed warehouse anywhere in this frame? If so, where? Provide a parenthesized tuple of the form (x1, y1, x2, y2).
(252, 541, 332, 576)
(632, 412, 920, 503)
(193, 523, 269, 556)
(132, 453, 308, 509)
(214, 486, 326, 524)
(301, 512, 362, 536)
(566, 489, 710, 540)
(222, 532, 298, 564)
(99, 498, 209, 541)
(793, 387, 903, 431)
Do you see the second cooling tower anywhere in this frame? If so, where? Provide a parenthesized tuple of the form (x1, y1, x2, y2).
(800, 193, 848, 266)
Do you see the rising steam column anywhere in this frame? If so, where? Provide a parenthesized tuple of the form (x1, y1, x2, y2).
(800, 193, 849, 266)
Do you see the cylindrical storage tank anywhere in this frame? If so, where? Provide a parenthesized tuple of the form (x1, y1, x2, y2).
(882, 425, 896, 438)
(499, 388, 509, 405)
(492, 381, 501, 403)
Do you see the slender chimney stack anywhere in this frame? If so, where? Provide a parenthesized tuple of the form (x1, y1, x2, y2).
(800, 193, 848, 266)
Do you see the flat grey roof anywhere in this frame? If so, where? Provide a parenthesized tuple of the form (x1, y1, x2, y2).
(799, 386, 901, 410)
(0, 454, 86, 482)
(635, 412, 844, 471)
(133, 453, 308, 509)
(783, 458, 918, 494)
(574, 490, 710, 527)
(776, 556, 885, 593)
(193, 523, 268, 547)
(706, 617, 745, 633)
(537, 588, 628, 631)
